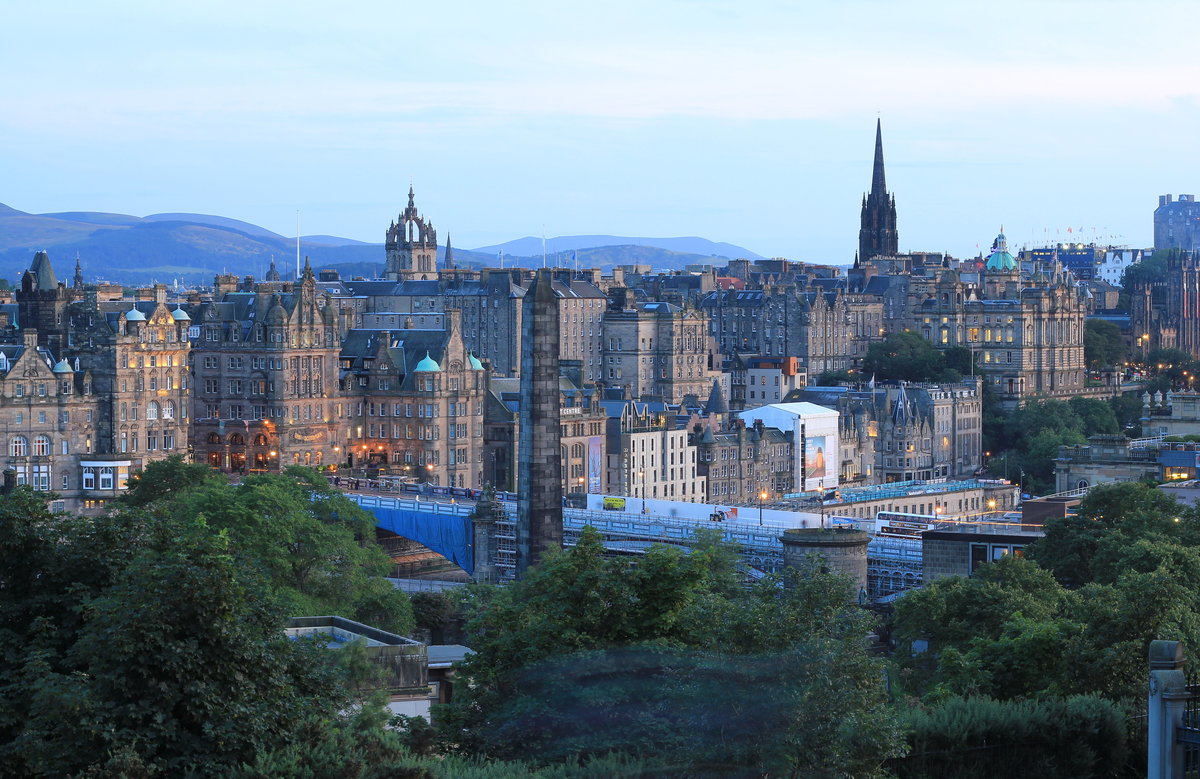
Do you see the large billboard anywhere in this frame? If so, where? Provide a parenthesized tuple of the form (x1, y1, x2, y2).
(588, 436, 603, 493)
(805, 435, 829, 480)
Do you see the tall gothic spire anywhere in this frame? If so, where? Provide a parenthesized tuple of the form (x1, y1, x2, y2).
(871, 118, 887, 196)
(444, 233, 455, 270)
(859, 119, 899, 263)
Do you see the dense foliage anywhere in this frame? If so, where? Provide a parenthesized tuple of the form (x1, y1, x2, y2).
(1084, 318, 1125, 369)
(984, 396, 1119, 494)
(884, 482, 1200, 775)
(863, 330, 967, 383)
(437, 527, 905, 776)
(0, 463, 420, 776)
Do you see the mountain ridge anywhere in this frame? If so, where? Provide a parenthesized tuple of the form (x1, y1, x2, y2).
(0, 203, 757, 284)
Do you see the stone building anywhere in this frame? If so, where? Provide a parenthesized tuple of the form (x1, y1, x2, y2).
(1128, 249, 1200, 359)
(385, 186, 439, 281)
(1053, 434, 1160, 493)
(189, 263, 341, 472)
(692, 417, 795, 503)
(338, 311, 486, 488)
(605, 399, 705, 503)
(601, 291, 719, 403)
(906, 231, 1089, 408)
(0, 252, 192, 513)
(1155, 194, 1200, 252)
(793, 379, 984, 487)
(700, 284, 882, 377)
(725, 355, 807, 409)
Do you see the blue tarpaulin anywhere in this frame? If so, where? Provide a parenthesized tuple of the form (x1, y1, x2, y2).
(370, 506, 474, 573)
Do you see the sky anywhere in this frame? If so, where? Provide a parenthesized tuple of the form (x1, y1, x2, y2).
(3, 1, 1200, 262)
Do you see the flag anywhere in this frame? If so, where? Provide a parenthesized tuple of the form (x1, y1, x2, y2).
(1067, 227, 1072, 233)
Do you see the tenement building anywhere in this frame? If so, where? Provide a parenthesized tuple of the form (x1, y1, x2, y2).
(0, 252, 192, 513)
(601, 289, 719, 403)
(189, 263, 341, 472)
(338, 310, 486, 488)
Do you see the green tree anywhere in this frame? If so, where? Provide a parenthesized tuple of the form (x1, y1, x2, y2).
(863, 330, 955, 383)
(441, 527, 904, 774)
(1083, 318, 1125, 369)
(163, 467, 413, 634)
(121, 452, 224, 507)
(0, 488, 357, 776)
(1028, 482, 1184, 586)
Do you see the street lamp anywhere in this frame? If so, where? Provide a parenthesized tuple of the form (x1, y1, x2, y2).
(638, 470, 646, 514)
(759, 489, 768, 527)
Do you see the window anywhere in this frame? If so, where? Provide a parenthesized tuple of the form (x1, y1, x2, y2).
(9, 436, 27, 457)
(32, 435, 50, 456)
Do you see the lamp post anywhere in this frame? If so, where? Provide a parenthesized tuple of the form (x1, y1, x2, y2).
(759, 488, 768, 527)
(638, 469, 646, 514)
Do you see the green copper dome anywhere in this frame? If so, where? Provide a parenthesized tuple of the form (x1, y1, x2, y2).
(985, 231, 1018, 272)
(468, 352, 484, 370)
(414, 351, 441, 372)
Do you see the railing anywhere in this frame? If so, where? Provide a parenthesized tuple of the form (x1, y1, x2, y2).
(1130, 434, 1166, 449)
(344, 492, 476, 516)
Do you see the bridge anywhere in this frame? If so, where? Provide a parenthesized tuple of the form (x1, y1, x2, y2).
(345, 492, 801, 580)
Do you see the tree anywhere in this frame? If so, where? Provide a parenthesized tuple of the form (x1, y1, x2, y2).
(161, 467, 414, 634)
(1028, 482, 1185, 586)
(121, 453, 224, 507)
(0, 488, 357, 776)
(1083, 318, 1125, 369)
(440, 527, 904, 774)
(863, 330, 955, 383)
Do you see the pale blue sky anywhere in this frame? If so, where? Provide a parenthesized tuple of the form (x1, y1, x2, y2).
(3, 1, 1199, 261)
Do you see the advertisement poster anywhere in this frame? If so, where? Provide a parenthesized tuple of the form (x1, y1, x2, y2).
(805, 435, 828, 480)
(603, 496, 626, 511)
(588, 436, 603, 493)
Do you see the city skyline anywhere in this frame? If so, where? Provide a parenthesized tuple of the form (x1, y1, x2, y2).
(5, 2, 1200, 261)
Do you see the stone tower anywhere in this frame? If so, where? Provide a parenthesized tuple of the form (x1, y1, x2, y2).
(858, 119, 898, 263)
(516, 269, 563, 574)
(384, 185, 438, 281)
(17, 251, 72, 353)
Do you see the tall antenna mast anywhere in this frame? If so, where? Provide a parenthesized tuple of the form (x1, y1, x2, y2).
(295, 211, 301, 280)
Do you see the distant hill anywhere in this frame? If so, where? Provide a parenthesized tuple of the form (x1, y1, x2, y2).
(0, 202, 753, 285)
(474, 235, 763, 260)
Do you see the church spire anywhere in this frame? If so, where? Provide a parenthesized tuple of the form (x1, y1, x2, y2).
(871, 118, 886, 196)
(444, 233, 455, 270)
(858, 119, 899, 263)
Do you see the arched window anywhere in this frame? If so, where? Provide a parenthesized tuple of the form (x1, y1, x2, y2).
(9, 436, 27, 457)
(162, 400, 175, 419)
(207, 433, 221, 444)
(229, 433, 245, 446)
(254, 434, 268, 446)
(146, 401, 159, 421)
(32, 435, 50, 456)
